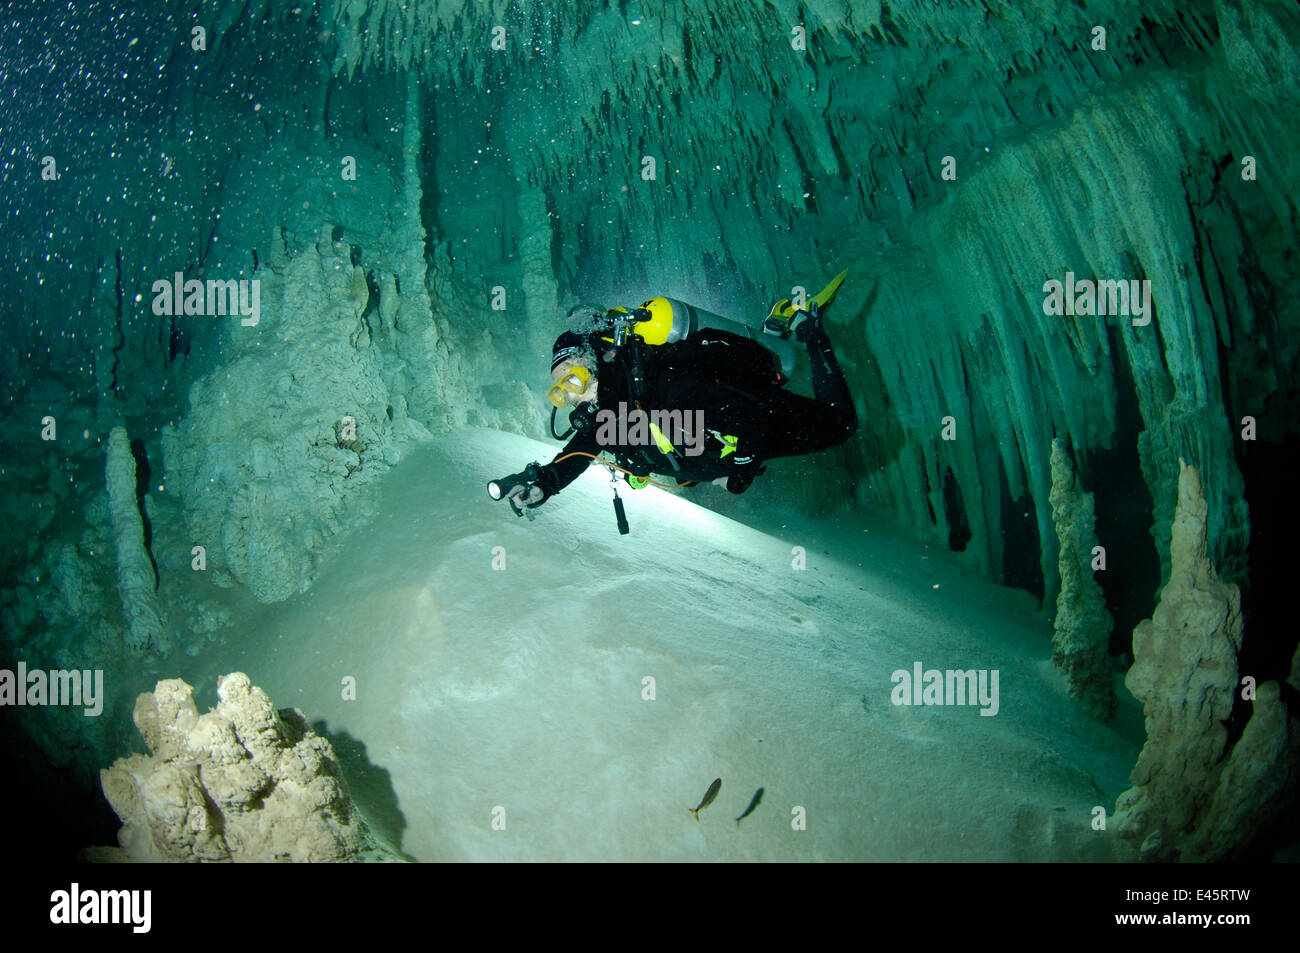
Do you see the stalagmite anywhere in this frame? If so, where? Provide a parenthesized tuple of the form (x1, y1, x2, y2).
(1111, 460, 1295, 860)
(1048, 438, 1115, 720)
(105, 426, 168, 656)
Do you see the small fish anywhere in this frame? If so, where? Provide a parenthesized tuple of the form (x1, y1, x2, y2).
(735, 787, 764, 824)
(688, 777, 722, 821)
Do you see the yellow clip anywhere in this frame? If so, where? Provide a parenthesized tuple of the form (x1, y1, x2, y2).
(649, 422, 676, 456)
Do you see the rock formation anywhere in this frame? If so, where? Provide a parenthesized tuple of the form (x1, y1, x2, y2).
(160, 230, 434, 603)
(105, 425, 169, 656)
(89, 673, 388, 863)
(1112, 460, 1298, 860)
(1048, 438, 1115, 720)
(1184, 673, 1300, 862)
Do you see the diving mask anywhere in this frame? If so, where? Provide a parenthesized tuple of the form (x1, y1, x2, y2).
(547, 362, 593, 408)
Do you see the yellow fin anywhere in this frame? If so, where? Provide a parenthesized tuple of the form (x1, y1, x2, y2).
(811, 268, 849, 309)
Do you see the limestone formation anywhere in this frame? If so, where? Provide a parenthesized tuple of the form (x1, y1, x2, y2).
(390, 72, 448, 427)
(105, 426, 169, 656)
(1113, 460, 1297, 860)
(160, 232, 433, 603)
(1184, 676, 1299, 862)
(91, 673, 385, 863)
(1047, 438, 1115, 720)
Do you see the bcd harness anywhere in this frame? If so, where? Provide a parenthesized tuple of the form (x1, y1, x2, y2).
(550, 320, 784, 532)
(604, 331, 767, 480)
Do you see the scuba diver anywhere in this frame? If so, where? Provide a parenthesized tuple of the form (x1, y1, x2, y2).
(488, 273, 858, 533)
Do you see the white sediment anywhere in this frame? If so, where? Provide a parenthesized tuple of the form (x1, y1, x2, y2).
(173, 427, 1138, 861)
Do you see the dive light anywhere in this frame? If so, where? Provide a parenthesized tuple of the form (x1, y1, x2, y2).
(487, 463, 540, 503)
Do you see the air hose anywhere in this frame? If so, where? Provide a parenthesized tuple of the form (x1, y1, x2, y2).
(547, 450, 696, 537)
(549, 451, 692, 490)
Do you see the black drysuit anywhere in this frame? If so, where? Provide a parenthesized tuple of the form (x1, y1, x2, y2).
(535, 327, 857, 498)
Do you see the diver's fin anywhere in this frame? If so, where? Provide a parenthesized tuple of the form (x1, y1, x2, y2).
(810, 268, 849, 312)
(765, 270, 848, 322)
(762, 299, 795, 336)
(763, 270, 848, 337)
(767, 298, 792, 319)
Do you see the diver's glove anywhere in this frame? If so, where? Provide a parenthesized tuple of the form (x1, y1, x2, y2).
(487, 463, 551, 518)
(505, 483, 547, 510)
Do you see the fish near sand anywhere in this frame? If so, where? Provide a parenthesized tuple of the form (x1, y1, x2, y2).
(689, 778, 721, 821)
(735, 787, 764, 824)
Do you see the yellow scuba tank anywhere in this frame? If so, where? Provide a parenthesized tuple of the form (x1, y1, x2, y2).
(619, 296, 799, 377)
(595, 272, 847, 378)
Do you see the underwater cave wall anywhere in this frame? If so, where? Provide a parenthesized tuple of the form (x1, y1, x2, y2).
(366, 0, 1288, 620)
(842, 0, 1297, 616)
(4, 0, 1297, 631)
